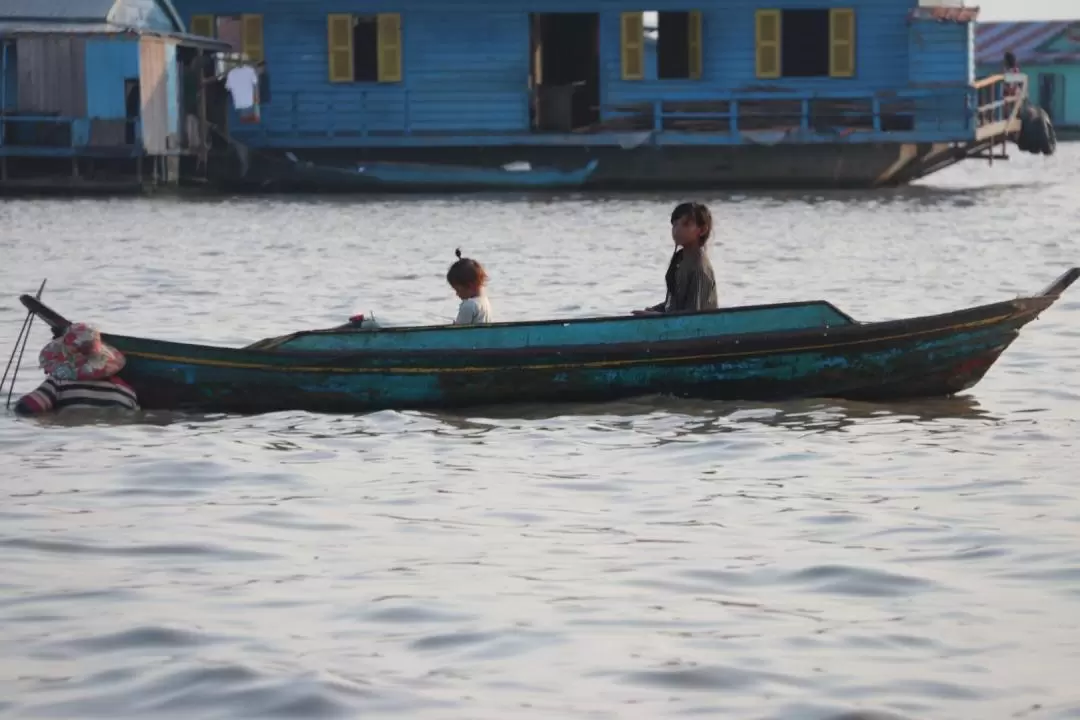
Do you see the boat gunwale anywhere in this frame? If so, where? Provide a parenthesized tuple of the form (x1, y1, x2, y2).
(285, 266, 1067, 342)
(353, 158, 600, 176)
(101, 297, 1050, 374)
(262, 296, 863, 345)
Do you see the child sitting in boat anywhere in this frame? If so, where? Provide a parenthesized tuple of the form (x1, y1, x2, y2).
(633, 202, 718, 316)
(447, 249, 493, 325)
(14, 323, 139, 415)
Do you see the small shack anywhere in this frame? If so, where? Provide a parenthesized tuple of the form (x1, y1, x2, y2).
(0, 0, 228, 191)
(976, 21, 1080, 131)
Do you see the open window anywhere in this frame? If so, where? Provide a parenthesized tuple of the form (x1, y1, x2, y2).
(190, 14, 263, 63)
(657, 11, 703, 79)
(622, 11, 702, 80)
(755, 8, 854, 79)
(327, 13, 402, 84)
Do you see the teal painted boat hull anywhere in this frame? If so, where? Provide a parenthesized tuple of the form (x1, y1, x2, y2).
(17, 269, 1078, 415)
(242, 155, 601, 192)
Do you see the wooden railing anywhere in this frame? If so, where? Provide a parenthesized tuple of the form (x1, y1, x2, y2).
(600, 79, 1026, 136)
(240, 77, 1026, 142)
(972, 72, 1027, 132)
(0, 115, 144, 155)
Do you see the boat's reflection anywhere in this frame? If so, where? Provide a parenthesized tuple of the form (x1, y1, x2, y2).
(435, 393, 996, 436)
(12, 393, 995, 438)
(174, 179, 1053, 211)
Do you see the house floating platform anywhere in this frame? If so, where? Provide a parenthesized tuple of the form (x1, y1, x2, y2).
(1, 0, 1038, 193)
(976, 20, 1080, 138)
(0, 0, 228, 194)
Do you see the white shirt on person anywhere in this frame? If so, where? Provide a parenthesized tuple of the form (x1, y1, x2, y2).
(454, 294, 493, 325)
(225, 65, 259, 109)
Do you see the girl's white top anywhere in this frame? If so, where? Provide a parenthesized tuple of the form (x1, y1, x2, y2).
(454, 294, 493, 325)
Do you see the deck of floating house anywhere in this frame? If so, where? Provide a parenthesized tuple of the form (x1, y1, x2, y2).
(168, 2, 1027, 189)
(975, 20, 1080, 134)
(0, 0, 228, 192)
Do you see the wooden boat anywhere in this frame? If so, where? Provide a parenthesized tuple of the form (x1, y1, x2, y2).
(229, 152, 601, 193)
(17, 268, 1078, 415)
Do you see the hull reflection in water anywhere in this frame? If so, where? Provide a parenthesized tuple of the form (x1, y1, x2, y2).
(16, 268, 1079, 416)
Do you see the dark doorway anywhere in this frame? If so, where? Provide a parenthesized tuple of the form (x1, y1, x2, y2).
(780, 9, 829, 78)
(1038, 72, 1065, 122)
(529, 12, 601, 131)
(124, 78, 140, 145)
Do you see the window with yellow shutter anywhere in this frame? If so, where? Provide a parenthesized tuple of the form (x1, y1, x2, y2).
(630, 11, 704, 80)
(829, 8, 855, 78)
(327, 13, 404, 84)
(621, 12, 644, 80)
(190, 15, 214, 38)
(190, 14, 266, 64)
(755, 10, 780, 79)
(756, 8, 855, 79)
(241, 14, 264, 64)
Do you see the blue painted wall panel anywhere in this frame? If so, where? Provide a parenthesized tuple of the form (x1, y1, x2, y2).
(85, 38, 139, 119)
(909, 21, 971, 85)
(606, 0, 912, 109)
(228, 7, 529, 135)
(908, 21, 972, 132)
(164, 42, 179, 134)
(170, 0, 978, 144)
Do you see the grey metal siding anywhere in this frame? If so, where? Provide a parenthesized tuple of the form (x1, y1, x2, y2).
(15, 35, 87, 115)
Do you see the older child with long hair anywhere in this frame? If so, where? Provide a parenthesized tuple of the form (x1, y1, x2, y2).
(634, 202, 718, 315)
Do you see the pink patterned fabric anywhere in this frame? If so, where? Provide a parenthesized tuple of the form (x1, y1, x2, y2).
(38, 323, 126, 381)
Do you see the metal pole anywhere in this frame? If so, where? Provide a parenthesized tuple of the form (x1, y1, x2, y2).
(1, 41, 8, 147)
(3, 279, 46, 409)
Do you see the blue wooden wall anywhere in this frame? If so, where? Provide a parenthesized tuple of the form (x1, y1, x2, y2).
(173, 0, 966, 139)
(906, 19, 972, 132)
(908, 20, 972, 85)
(85, 38, 140, 118)
(608, 0, 912, 106)
(165, 42, 180, 135)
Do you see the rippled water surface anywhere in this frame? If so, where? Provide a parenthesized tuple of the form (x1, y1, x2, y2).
(2, 147, 1080, 720)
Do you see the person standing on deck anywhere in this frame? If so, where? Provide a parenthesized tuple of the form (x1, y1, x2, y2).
(13, 324, 139, 416)
(1004, 51, 1022, 99)
(633, 202, 718, 316)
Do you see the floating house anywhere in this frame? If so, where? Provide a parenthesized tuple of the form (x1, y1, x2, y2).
(976, 21, 1080, 132)
(166, 0, 1025, 191)
(0, 0, 228, 192)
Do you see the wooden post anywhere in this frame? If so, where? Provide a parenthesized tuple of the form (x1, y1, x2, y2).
(198, 53, 209, 174)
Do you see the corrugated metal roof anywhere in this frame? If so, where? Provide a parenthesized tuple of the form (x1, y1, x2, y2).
(0, 21, 231, 50)
(0, 0, 117, 22)
(0, 21, 122, 33)
(0, 0, 184, 32)
(909, 6, 980, 23)
(975, 21, 1080, 66)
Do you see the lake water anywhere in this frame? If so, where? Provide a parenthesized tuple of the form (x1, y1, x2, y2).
(2, 146, 1079, 720)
